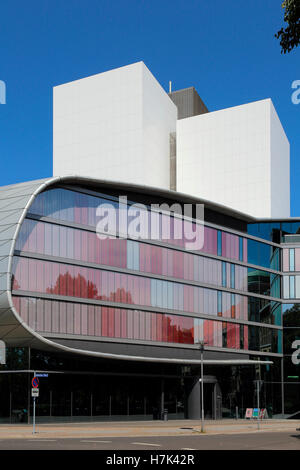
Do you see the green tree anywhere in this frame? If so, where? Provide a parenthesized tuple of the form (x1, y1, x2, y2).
(275, 0, 300, 53)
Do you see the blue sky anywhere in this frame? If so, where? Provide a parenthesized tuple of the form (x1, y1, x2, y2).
(0, 0, 299, 214)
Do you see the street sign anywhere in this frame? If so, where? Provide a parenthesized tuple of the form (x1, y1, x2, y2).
(31, 377, 39, 388)
(36, 373, 48, 378)
(31, 388, 39, 398)
(245, 408, 253, 418)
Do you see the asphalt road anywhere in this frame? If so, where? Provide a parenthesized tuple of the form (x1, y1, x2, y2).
(0, 431, 299, 450)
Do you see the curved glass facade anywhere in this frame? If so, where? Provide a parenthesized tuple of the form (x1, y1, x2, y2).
(11, 185, 282, 355)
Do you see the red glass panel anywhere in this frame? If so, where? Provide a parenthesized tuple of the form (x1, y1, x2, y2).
(145, 311, 151, 341)
(101, 306, 108, 336)
(244, 325, 249, 350)
(162, 314, 168, 342)
(282, 249, 289, 272)
(36, 221, 45, 254)
(133, 277, 140, 305)
(114, 308, 121, 338)
(36, 299, 44, 332)
(59, 302, 67, 334)
(236, 324, 240, 349)
(52, 225, 59, 258)
(95, 306, 102, 336)
(28, 258, 37, 292)
(115, 273, 121, 302)
(108, 307, 114, 337)
(173, 251, 184, 279)
(119, 273, 127, 304)
(119, 239, 127, 269)
(108, 272, 114, 301)
(59, 225, 67, 259)
(295, 248, 300, 271)
(101, 271, 108, 301)
(151, 313, 156, 341)
(227, 323, 236, 349)
(74, 229, 81, 261)
(87, 305, 95, 336)
(127, 309, 133, 339)
(100, 238, 107, 266)
(80, 267, 88, 299)
(81, 231, 88, 263)
(52, 300, 59, 333)
(133, 310, 139, 340)
(121, 309, 127, 338)
(59, 264, 67, 296)
(87, 232, 95, 263)
(81, 304, 88, 335)
(44, 222, 52, 256)
(88, 268, 96, 299)
(139, 310, 145, 340)
(66, 227, 74, 260)
(156, 313, 162, 342)
(172, 315, 178, 343)
(74, 304, 81, 334)
(66, 266, 74, 297)
(161, 247, 168, 276)
(66, 302, 74, 334)
(44, 300, 51, 332)
(36, 261, 44, 293)
(95, 236, 101, 265)
(127, 276, 134, 305)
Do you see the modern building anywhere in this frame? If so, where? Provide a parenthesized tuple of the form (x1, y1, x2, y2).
(0, 175, 299, 422)
(53, 62, 290, 219)
(0, 62, 298, 423)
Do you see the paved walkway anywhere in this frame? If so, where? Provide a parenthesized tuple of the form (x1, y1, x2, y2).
(0, 419, 299, 439)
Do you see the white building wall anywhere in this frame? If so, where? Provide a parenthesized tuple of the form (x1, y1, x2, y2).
(176, 99, 290, 218)
(53, 62, 177, 189)
(270, 101, 290, 218)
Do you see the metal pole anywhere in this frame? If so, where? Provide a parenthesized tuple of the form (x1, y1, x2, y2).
(28, 348, 31, 425)
(9, 391, 12, 424)
(33, 398, 36, 434)
(161, 379, 165, 420)
(50, 390, 52, 418)
(201, 347, 204, 432)
(281, 357, 285, 417)
(32, 370, 36, 434)
(257, 380, 260, 430)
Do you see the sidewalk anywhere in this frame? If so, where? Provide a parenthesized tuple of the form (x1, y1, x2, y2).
(0, 419, 299, 439)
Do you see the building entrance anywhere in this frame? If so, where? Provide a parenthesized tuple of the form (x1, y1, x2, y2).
(186, 375, 222, 420)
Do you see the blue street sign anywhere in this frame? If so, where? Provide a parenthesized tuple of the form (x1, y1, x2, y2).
(36, 374, 49, 377)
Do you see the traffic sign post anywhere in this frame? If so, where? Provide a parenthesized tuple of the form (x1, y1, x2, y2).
(32, 377, 39, 388)
(32, 374, 39, 434)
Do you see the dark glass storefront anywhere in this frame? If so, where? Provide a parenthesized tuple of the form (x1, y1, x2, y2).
(0, 347, 284, 423)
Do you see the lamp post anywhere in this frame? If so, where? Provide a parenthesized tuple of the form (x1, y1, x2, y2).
(198, 341, 205, 433)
